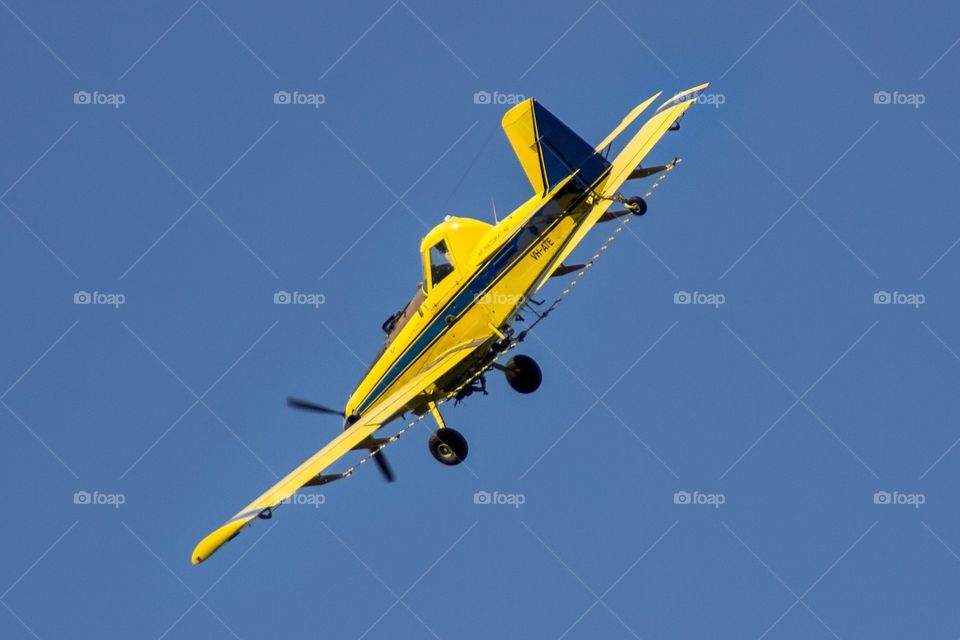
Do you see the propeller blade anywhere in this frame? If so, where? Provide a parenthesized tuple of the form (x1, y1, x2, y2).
(371, 450, 395, 482)
(286, 397, 345, 417)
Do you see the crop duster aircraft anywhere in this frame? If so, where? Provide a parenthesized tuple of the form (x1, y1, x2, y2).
(192, 83, 709, 564)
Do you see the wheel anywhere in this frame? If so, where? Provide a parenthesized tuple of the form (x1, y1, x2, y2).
(504, 355, 542, 394)
(625, 196, 647, 216)
(428, 428, 468, 465)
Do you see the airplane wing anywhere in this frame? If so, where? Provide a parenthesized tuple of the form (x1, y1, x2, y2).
(191, 338, 484, 565)
(593, 91, 662, 153)
(602, 83, 710, 193)
(537, 82, 709, 288)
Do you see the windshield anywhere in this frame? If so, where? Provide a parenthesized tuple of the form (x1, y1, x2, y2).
(428, 240, 454, 287)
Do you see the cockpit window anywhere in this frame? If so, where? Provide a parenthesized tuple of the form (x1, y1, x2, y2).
(428, 240, 455, 287)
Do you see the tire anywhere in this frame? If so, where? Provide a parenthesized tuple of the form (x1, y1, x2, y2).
(626, 196, 647, 216)
(505, 355, 542, 394)
(428, 428, 468, 465)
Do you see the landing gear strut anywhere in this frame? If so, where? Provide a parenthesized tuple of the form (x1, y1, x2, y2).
(426, 401, 468, 465)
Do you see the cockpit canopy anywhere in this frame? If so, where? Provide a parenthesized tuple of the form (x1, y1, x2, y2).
(419, 216, 492, 291)
(376, 215, 494, 360)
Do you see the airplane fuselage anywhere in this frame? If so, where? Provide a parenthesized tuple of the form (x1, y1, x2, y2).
(344, 167, 612, 425)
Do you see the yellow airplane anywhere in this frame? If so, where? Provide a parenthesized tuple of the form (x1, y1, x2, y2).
(192, 82, 709, 564)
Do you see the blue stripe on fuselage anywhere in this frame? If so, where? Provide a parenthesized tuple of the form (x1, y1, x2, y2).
(355, 180, 590, 415)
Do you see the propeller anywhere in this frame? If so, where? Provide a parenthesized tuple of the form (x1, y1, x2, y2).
(286, 396, 396, 482)
(286, 397, 345, 417)
(371, 450, 395, 482)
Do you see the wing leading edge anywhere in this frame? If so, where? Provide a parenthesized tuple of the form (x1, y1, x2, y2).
(191, 339, 484, 565)
(536, 82, 710, 288)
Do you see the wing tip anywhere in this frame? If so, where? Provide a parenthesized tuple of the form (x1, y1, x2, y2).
(191, 520, 248, 566)
(655, 82, 711, 113)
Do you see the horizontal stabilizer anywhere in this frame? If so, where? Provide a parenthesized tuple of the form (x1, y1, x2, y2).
(655, 83, 710, 114)
(594, 92, 662, 152)
(535, 83, 708, 289)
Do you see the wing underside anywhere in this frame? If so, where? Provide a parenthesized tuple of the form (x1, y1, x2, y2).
(536, 82, 709, 288)
(191, 340, 482, 564)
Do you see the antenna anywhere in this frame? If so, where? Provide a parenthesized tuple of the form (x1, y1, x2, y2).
(491, 196, 498, 224)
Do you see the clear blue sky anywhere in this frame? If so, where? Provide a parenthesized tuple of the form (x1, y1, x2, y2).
(2, 1, 959, 638)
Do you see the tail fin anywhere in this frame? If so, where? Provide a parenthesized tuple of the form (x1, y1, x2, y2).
(533, 82, 710, 293)
(502, 99, 610, 196)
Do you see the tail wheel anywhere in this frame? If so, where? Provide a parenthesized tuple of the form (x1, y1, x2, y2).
(625, 196, 647, 216)
(504, 355, 542, 394)
(428, 428, 468, 465)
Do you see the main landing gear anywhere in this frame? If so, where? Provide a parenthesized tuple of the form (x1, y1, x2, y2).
(427, 401, 468, 465)
(598, 196, 647, 222)
(426, 354, 542, 467)
(493, 354, 542, 394)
